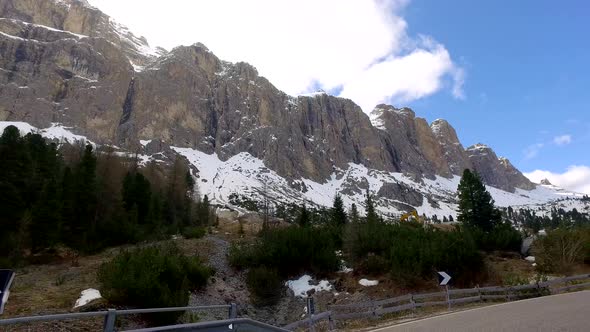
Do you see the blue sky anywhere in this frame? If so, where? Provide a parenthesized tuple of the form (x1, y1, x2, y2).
(401, 1, 590, 176)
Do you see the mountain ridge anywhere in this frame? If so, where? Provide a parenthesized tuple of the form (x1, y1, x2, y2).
(1, 0, 587, 217)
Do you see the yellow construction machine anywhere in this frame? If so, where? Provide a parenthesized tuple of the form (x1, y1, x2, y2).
(400, 210, 424, 224)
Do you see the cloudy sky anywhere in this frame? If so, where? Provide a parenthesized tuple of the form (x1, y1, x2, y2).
(88, 0, 590, 194)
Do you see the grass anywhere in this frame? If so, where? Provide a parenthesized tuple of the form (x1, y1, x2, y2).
(1, 237, 212, 331)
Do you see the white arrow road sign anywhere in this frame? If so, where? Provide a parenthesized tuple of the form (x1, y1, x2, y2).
(438, 271, 451, 286)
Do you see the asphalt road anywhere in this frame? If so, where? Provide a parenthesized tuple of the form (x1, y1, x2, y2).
(371, 290, 590, 332)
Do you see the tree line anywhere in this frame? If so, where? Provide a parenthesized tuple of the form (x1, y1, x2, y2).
(0, 126, 213, 266)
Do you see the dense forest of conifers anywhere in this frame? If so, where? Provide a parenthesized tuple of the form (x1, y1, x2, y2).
(0, 125, 213, 266)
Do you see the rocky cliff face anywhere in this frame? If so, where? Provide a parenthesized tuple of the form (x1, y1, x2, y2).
(0, 0, 535, 210)
(466, 144, 535, 193)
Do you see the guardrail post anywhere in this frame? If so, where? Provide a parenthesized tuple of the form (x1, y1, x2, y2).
(229, 303, 238, 319)
(409, 294, 416, 313)
(476, 285, 482, 302)
(328, 313, 335, 331)
(103, 309, 117, 332)
(307, 298, 315, 332)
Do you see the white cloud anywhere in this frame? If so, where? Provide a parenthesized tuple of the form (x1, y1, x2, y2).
(523, 143, 544, 160)
(88, 0, 463, 113)
(525, 166, 590, 194)
(553, 134, 572, 146)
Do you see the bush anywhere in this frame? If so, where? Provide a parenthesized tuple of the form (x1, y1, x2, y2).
(344, 222, 484, 286)
(533, 227, 590, 274)
(182, 226, 206, 239)
(229, 226, 340, 277)
(98, 242, 213, 324)
(247, 266, 283, 306)
(228, 242, 255, 270)
(466, 222, 522, 252)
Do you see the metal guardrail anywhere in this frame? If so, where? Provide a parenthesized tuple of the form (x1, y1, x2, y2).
(124, 318, 290, 332)
(1, 273, 588, 331)
(283, 273, 590, 331)
(0, 304, 237, 332)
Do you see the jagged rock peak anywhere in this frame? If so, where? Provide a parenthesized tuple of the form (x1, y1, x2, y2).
(372, 104, 415, 118)
(430, 118, 451, 134)
(429, 120, 472, 176)
(540, 178, 553, 185)
(466, 144, 535, 192)
(0, 0, 165, 67)
(467, 143, 492, 151)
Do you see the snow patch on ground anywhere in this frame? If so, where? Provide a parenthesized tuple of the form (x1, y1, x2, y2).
(359, 279, 379, 287)
(73, 288, 101, 308)
(285, 275, 333, 298)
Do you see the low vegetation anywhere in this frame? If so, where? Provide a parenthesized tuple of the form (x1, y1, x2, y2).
(533, 226, 590, 274)
(229, 225, 341, 304)
(344, 222, 484, 286)
(98, 242, 213, 324)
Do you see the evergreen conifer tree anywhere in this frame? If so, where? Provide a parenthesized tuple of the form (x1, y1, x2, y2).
(297, 204, 310, 227)
(350, 203, 359, 223)
(330, 193, 347, 226)
(365, 189, 379, 223)
(457, 169, 501, 232)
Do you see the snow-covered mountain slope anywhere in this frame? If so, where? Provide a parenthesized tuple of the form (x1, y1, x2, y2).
(2, 120, 586, 218)
(0, 121, 91, 144)
(172, 146, 588, 218)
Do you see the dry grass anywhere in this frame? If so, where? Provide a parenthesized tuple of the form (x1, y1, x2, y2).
(1, 237, 213, 332)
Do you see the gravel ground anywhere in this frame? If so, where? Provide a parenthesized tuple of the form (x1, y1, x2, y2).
(188, 235, 312, 326)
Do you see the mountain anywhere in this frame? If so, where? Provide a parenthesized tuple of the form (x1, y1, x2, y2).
(1, 0, 587, 217)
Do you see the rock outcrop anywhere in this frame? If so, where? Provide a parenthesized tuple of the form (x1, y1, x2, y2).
(466, 144, 535, 193)
(0, 0, 535, 201)
(430, 119, 472, 175)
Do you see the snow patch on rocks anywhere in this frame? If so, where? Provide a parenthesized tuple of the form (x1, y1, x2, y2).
(359, 279, 379, 287)
(285, 275, 332, 298)
(73, 288, 101, 308)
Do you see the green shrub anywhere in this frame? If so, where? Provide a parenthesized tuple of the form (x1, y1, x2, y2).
(229, 226, 340, 277)
(533, 227, 590, 274)
(228, 242, 255, 270)
(466, 222, 522, 252)
(247, 266, 283, 306)
(98, 242, 213, 324)
(182, 226, 206, 239)
(344, 222, 484, 286)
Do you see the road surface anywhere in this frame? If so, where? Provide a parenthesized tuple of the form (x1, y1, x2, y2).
(372, 291, 589, 332)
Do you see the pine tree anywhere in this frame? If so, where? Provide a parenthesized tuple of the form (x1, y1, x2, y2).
(74, 144, 98, 250)
(297, 204, 310, 227)
(198, 194, 211, 227)
(30, 179, 61, 252)
(330, 193, 347, 226)
(350, 203, 359, 223)
(365, 189, 379, 223)
(457, 169, 501, 232)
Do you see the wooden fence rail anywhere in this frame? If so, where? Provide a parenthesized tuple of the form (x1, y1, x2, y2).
(283, 273, 590, 331)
